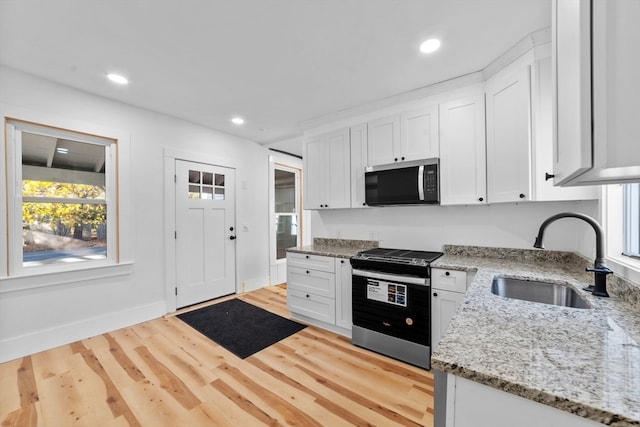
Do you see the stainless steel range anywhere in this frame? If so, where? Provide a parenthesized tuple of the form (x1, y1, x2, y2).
(350, 247, 443, 369)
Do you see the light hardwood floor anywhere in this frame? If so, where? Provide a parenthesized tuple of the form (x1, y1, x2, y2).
(0, 285, 434, 426)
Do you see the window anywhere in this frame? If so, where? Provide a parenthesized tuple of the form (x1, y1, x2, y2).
(623, 183, 640, 258)
(6, 120, 117, 274)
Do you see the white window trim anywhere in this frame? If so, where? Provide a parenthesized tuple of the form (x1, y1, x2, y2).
(603, 184, 640, 286)
(1, 106, 133, 290)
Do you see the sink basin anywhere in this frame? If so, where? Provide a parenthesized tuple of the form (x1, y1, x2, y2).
(491, 277, 591, 309)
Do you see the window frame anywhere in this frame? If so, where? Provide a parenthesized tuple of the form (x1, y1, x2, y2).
(603, 184, 640, 286)
(622, 183, 640, 258)
(2, 115, 133, 291)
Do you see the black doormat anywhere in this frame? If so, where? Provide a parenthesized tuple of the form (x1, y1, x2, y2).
(177, 298, 306, 359)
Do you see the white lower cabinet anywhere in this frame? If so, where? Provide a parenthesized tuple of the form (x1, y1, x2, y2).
(286, 253, 352, 335)
(431, 269, 468, 350)
(442, 374, 601, 427)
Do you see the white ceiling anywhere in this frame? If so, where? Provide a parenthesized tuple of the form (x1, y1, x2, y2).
(0, 0, 550, 152)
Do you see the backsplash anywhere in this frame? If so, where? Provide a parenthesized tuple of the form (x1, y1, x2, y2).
(312, 238, 378, 250)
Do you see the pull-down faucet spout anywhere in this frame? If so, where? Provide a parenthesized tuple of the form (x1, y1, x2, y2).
(533, 212, 611, 297)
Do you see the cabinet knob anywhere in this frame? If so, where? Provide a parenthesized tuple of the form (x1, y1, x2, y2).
(306, 270, 310, 274)
(478, 197, 484, 202)
(362, 202, 366, 206)
(433, 292, 438, 297)
(341, 260, 345, 264)
(325, 204, 328, 208)
(306, 294, 310, 298)
(401, 156, 405, 161)
(545, 172, 555, 181)
(519, 193, 525, 199)
(305, 255, 309, 259)
(394, 158, 398, 162)
(445, 271, 450, 276)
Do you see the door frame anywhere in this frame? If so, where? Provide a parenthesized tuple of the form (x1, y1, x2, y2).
(163, 148, 237, 312)
(268, 156, 303, 285)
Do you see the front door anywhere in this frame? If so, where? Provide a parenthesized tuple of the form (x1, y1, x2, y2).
(175, 159, 236, 308)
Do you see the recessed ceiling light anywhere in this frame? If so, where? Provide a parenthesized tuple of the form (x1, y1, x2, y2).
(419, 38, 441, 54)
(231, 117, 245, 125)
(107, 73, 129, 84)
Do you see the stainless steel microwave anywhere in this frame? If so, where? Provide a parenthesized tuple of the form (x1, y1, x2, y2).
(364, 158, 439, 206)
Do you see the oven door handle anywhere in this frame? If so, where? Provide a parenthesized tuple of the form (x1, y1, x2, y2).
(352, 269, 429, 286)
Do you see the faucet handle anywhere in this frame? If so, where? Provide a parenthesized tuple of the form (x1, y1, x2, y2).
(585, 266, 613, 274)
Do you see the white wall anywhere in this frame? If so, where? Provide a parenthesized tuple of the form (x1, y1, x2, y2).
(0, 67, 271, 362)
(310, 200, 600, 258)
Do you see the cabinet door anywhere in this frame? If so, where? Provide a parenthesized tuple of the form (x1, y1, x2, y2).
(303, 136, 326, 209)
(350, 124, 369, 208)
(486, 66, 532, 203)
(552, 0, 592, 185)
(325, 128, 351, 209)
(287, 266, 336, 298)
(531, 56, 598, 201)
(431, 289, 465, 351)
(287, 288, 336, 324)
(367, 115, 400, 166)
(401, 105, 439, 161)
(335, 258, 352, 330)
(589, 0, 640, 180)
(439, 95, 487, 205)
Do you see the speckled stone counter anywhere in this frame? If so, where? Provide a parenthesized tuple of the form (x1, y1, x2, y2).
(431, 245, 640, 426)
(285, 237, 378, 259)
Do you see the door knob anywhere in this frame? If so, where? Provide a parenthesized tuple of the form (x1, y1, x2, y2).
(229, 235, 236, 240)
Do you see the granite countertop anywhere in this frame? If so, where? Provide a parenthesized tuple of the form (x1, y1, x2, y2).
(285, 237, 378, 259)
(431, 245, 640, 427)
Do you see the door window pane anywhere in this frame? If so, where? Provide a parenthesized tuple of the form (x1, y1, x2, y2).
(274, 168, 298, 259)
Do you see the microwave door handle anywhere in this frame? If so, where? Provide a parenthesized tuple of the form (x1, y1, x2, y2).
(418, 165, 425, 201)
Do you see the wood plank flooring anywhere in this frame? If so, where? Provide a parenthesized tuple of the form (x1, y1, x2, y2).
(0, 285, 434, 426)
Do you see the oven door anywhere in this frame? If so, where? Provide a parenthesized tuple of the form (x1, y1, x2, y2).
(352, 269, 431, 346)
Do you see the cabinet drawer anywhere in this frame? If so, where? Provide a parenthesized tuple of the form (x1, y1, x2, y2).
(287, 266, 336, 298)
(287, 289, 336, 324)
(432, 269, 468, 293)
(287, 253, 335, 273)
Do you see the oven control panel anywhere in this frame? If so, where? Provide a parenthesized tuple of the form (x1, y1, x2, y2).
(366, 279, 407, 307)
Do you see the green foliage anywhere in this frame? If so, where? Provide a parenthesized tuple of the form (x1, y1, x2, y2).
(22, 180, 107, 234)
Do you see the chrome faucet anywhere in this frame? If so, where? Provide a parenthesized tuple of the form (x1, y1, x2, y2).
(533, 212, 612, 297)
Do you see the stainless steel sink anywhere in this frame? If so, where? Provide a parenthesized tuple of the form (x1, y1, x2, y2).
(491, 277, 591, 309)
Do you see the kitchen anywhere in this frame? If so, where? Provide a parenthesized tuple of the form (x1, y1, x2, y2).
(1, 0, 639, 426)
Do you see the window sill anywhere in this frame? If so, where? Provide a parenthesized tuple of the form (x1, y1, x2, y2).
(0, 262, 133, 293)
(607, 254, 640, 287)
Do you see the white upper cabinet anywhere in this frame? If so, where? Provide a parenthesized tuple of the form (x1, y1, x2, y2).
(367, 106, 439, 167)
(350, 123, 369, 208)
(440, 94, 487, 205)
(400, 105, 439, 161)
(303, 128, 351, 210)
(531, 54, 598, 201)
(486, 63, 532, 203)
(367, 115, 400, 166)
(552, 0, 640, 186)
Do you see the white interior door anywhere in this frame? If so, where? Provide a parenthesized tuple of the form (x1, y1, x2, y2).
(175, 160, 236, 308)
